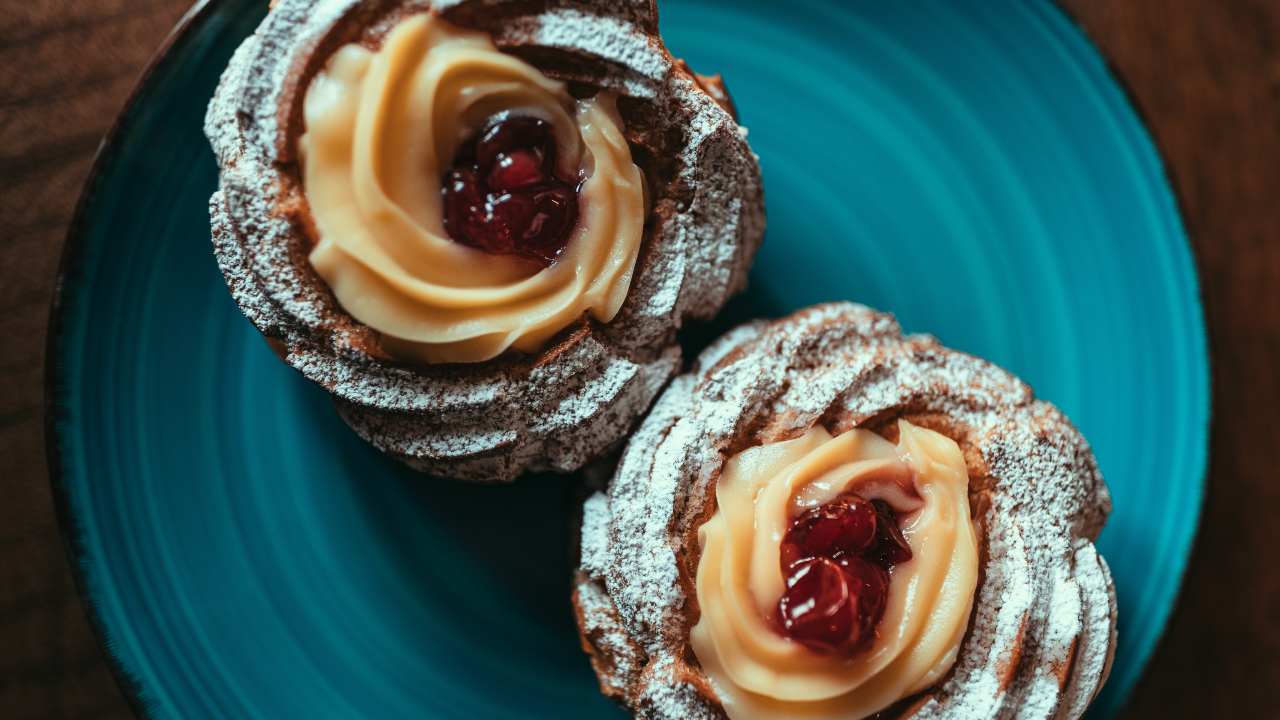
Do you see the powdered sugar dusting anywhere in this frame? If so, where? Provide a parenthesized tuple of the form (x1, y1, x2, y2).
(204, 0, 764, 481)
(574, 303, 1116, 719)
(522, 8, 668, 90)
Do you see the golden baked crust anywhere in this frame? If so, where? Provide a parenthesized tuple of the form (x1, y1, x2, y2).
(573, 303, 1116, 719)
(204, 0, 765, 481)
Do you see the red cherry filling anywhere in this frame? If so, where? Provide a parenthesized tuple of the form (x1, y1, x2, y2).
(870, 499, 914, 565)
(487, 149, 546, 191)
(777, 558, 856, 654)
(475, 116, 553, 170)
(835, 554, 890, 639)
(776, 492, 912, 654)
(780, 494, 877, 569)
(441, 116, 580, 263)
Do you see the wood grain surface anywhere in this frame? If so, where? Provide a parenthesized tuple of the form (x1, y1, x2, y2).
(1, 1, 1276, 718)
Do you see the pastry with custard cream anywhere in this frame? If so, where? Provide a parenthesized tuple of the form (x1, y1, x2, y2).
(204, 0, 764, 481)
(573, 303, 1116, 719)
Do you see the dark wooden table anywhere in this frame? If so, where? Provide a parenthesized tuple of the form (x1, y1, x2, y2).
(2, 1, 1277, 717)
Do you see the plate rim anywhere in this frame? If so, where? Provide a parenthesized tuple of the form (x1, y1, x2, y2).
(42, 1, 1212, 717)
(43, 1, 222, 717)
(1039, 1, 1213, 709)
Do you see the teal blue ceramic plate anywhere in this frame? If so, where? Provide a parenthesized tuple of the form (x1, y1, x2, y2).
(49, 0, 1209, 717)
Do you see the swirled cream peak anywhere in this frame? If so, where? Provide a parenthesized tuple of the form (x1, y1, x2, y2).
(691, 422, 979, 719)
(297, 14, 644, 364)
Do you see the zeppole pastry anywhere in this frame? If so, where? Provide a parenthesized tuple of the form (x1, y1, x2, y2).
(574, 303, 1116, 719)
(205, 0, 764, 481)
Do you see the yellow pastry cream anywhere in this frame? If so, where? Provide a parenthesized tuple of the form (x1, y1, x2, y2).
(691, 421, 980, 719)
(297, 14, 644, 364)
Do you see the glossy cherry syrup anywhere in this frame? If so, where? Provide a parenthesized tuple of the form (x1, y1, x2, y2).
(441, 117, 580, 264)
(776, 493, 911, 655)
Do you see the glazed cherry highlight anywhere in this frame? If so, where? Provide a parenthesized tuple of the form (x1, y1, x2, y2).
(441, 116, 580, 263)
(777, 557, 856, 654)
(776, 492, 912, 655)
(780, 494, 877, 569)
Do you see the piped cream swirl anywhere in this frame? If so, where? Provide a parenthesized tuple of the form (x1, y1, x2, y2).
(691, 421, 979, 719)
(298, 14, 644, 364)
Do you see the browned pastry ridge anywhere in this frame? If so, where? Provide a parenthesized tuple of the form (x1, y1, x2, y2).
(204, 0, 764, 481)
(573, 303, 1117, 719)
